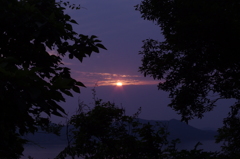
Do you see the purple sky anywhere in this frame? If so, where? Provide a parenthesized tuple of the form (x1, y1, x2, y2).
(51, 0, 231, 130)
(61, 0, 164, 86)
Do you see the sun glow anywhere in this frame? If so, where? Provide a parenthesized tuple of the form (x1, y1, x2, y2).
(116, 82, 123, 86)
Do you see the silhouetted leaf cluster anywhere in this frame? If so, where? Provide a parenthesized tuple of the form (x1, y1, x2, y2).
(56, 99, 219, 159)
(136, 0, 240, 156)
(0, 0, 106, 158)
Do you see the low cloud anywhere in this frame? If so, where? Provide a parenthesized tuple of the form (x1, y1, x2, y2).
(72, 71, 160, 87)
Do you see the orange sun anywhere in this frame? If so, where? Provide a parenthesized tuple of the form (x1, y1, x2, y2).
(116, 82, 123, 86)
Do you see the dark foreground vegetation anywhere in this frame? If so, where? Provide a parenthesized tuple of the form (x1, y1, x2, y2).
(1, 0, 240, 158)
(24, 96, 219, 158)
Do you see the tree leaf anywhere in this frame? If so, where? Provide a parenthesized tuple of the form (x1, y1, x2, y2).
(72, 86, 80, 93)
(96, 43, 107, 50)
(76, 81, 86, 87)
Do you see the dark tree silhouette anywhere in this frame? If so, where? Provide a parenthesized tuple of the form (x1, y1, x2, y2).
(56, 98, 218, 159)
(135, 0, 240, 155)
(0, 0, 106, 158)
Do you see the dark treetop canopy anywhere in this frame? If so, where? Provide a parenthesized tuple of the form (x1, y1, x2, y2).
(0, 0, 106, 158)
(136, 0, 240, 122)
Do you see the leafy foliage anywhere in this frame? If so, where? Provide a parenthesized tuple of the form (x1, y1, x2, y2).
(135, 0, 240, 156)
(56, 99, 166, 159)
(136, 0, 240, 122)
(56, 98, 218, 159)
(216, 103, 240, 157)
(0, 0, 106, 158)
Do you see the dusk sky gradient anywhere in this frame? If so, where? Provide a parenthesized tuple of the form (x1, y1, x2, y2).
(52, 0, 231, 130)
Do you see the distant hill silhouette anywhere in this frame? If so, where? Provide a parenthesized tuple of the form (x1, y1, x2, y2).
(24, 119, 217, 146)
(139, 119, 217, 142)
